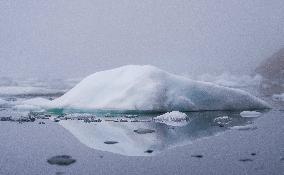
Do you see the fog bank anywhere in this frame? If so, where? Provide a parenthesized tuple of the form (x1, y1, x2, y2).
(1, 0, 283, 79)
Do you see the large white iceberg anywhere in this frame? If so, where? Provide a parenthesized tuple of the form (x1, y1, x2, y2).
(46, 65, 269, 111)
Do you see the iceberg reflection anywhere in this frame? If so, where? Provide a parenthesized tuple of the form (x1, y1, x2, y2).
(59, 111, 256, 156)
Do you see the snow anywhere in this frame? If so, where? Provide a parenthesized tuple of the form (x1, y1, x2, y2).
(154, 111, 188, 126)
(272, 93, 284, 102)
(240, 111, 262, 118)
(49, 65, 270, 112)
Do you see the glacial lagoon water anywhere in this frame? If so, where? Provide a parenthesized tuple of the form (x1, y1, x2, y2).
(0, 92, 266, 156)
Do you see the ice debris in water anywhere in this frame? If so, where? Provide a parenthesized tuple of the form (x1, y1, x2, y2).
(0, 110, 36, 123)
(214, 116, 232, 126)
(0, 98, 7, 105)
(230, 125, 257, 131)
(40, 65, 269, 111)
(240, 111, 261, 118)
(272, 93, 284, 102)
(154, 111, 188, 126)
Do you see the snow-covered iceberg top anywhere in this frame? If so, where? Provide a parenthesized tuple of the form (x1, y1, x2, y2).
(28, 65, 269, 112)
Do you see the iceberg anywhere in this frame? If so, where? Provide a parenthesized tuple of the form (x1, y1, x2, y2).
(49, 65, 269, 112)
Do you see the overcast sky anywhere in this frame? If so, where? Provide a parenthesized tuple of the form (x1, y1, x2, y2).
(0, 0, 284, 79)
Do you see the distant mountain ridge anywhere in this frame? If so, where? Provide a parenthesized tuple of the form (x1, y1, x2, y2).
(255, 48, 284, 82)
(255, 47, 284, 95)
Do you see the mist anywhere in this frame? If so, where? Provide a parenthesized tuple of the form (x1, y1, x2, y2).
(1, 0, 284, 79)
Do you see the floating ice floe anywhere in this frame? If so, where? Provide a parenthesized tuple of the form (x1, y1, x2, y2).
(213, 116, 232, 125)
(0, 98, 7, 105)
(230, 125, 257, 131)
(39, 65, 269, 112)
(0, 98, 17, 107)
(154, 111, 188, 126)
(240, 111, 262, 118)
(272, 93, 284, 102)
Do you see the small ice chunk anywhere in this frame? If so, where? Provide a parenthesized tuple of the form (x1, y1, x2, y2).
(272, 93, 284, 102)
(0, 98, 7, 105)
(214, 116, 232, 125)
(240, 111, 261, 118)
(154, 111, 188, 126)
(230, 125, 257, 131)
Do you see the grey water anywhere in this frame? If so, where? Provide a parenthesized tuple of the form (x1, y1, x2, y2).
(0, 95, 259, 156)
